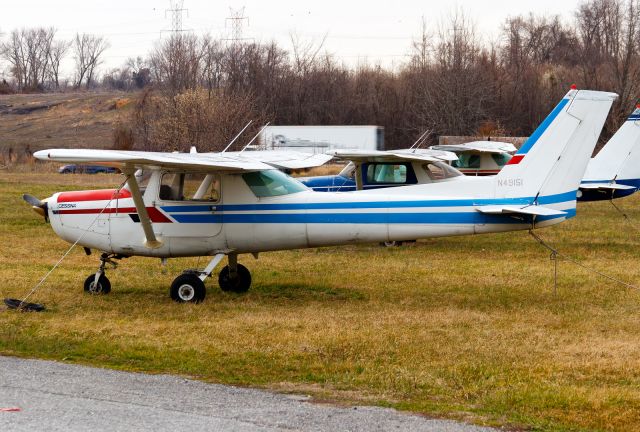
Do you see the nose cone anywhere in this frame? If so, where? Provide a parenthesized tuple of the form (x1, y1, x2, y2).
(23, 194, 51, 222)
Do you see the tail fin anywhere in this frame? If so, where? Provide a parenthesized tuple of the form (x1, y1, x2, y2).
(494, 89, 617, 201)
(583, 104, 640, 182)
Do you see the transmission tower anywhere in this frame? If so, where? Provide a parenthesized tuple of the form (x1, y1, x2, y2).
(166, 0, 188, 33)
(225, 7, 251, 44)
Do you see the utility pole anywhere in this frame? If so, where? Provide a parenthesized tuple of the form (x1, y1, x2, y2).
(225, 7, 251, 45)
(165, 0, 188, 34)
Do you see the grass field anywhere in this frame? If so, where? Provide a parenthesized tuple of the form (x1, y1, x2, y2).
(2, 170, 640, 431)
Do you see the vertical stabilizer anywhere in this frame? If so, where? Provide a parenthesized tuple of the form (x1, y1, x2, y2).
(494, 89, 617, 201)
(583, 104, 640, 183)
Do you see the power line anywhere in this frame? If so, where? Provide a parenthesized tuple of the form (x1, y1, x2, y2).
(224, 7, 252, 45)
(164, 0, 190, 34)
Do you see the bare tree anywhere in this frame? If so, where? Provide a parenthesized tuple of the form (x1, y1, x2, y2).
(576, 0, 640, 135)
(73, 33, 109, 88)
(48, 39, 70, 89)
(149, 34, 204, 95)
(0, 27, 58, 90)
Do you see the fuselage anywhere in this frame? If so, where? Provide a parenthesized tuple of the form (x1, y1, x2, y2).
(47, 169, 575, 258)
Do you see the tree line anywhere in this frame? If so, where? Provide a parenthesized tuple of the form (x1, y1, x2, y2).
(2, 0, 640, 150)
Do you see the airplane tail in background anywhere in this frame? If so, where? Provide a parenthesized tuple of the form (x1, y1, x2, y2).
(493, 89, 617, 202)
(583, 104, 640, 184)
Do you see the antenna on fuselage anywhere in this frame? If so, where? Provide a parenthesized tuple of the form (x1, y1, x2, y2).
(239, 122, 271, 153)
(221, 120, 253, 153)
(410, 129, 433, 152)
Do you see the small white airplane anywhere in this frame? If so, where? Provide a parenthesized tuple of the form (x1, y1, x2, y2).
(25, 89, 616, 303)
(299, 149, 458, 192)
(430, 141, 517, 176)
(579, 104, 640, 201)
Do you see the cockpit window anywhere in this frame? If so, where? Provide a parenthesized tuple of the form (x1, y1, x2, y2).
(453, 154, 481, 169)
(338, 162, 355, 179)
(242, 170, 308, 197)
(423, 162, 462, 180)
(366, 163, 408, 184)
(159, 173, 221, 202)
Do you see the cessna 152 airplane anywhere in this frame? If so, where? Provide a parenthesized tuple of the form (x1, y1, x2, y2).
(298, 149, 458, 192)
(579, 104, 640, 201)
(25, 88, 616, 303)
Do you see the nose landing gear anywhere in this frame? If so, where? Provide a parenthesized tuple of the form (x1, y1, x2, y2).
(84, 253, 125, 295)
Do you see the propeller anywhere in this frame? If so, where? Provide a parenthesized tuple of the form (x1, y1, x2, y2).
(23, 194, 49, 222)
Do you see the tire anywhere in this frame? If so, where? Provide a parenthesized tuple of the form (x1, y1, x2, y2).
(381, 241, 403, 247)
(170, 274, 206, 303)
(83, 274, 111, 294)
(218, 264, 251, 293)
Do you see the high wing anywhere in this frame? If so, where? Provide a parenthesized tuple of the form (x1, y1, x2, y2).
(222, 150, 333, 170)
(431, 141, 518, 154)
(34, 149, 273, 171)
(579, 182, 636, 191)
(329, 149, 457, 163)
(475, 204, 567, 217)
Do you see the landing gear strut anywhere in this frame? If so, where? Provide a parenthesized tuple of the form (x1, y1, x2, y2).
(169, 253, 253, 303)
(84, 253, 124, 295)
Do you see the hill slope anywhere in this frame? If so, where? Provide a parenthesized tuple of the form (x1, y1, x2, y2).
(0, 91, 134, 154)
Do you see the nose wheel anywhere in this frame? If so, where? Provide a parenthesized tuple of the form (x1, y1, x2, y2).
(84, 252, 123, 295)
(84, 273, 111, 294)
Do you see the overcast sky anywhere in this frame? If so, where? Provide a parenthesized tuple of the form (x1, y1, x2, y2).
(1, 0, 580, 76)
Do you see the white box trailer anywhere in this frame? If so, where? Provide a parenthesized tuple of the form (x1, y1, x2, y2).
(260, 126, 384, 154)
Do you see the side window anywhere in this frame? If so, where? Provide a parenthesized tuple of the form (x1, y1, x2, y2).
(365, 164, 408, 184)
(453, 154, 481, 168)
(159, 173, 220, 202)
(491, 153, 511, 167)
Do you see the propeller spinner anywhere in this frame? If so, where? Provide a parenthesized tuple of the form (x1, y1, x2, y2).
(23, 194, 49, 222)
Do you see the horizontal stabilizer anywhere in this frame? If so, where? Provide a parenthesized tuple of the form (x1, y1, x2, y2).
(579, 182, 636, 191)
(475, 205, 567, 217)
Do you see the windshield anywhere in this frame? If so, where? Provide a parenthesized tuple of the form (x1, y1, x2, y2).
(242, 170, 308, 197)
(423, 161, 463, 180)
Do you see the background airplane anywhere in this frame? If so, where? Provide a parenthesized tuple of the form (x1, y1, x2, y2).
(430, 141, 517, 176)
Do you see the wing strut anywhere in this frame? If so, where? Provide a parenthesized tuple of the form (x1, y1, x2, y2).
(124, 167, 163, 249)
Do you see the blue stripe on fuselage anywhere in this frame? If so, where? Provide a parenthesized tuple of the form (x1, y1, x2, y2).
(170, 209, 574, 225)
(161, 190, 577, 213)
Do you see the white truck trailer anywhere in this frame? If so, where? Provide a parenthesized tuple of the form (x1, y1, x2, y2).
(260, 126, 384, 154)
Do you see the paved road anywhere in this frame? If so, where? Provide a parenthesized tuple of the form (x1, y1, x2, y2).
(0, 356, 495, 431)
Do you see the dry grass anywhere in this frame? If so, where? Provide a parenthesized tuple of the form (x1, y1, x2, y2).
(0, 91, 134, 153)
(2, 171, 640, 431)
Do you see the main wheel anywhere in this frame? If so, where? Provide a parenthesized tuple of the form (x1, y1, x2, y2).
(218, 264, 251, 293)
(170, 274, 206, 303)
(84, 274, 111, 294)
(381, 240, 403, 247)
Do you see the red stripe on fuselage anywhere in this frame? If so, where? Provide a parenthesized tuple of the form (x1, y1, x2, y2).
(58, 189, 132, 203)
(56, 206, 172, 223)
(506, 154, 525, 165)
